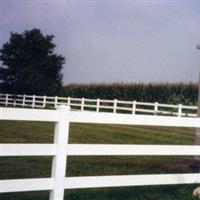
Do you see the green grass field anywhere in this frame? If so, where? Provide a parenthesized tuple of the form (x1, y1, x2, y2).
(0, 120, 199, 200)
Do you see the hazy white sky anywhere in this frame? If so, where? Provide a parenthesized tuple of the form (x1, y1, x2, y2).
(1, 0, 200, 84)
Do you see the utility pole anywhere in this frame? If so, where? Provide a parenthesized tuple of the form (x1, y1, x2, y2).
(195, 44, 200, 147)
(192, 45, 200, 195)
(193, 44, 200, 171)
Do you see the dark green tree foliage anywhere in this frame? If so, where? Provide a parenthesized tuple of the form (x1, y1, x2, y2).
(0, 29, 65, 95)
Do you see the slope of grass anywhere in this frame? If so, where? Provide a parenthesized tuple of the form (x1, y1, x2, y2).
(0, 120, 199, 200)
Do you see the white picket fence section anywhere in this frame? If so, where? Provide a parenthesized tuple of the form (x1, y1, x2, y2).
(1, 106, 200, 199)
(0, 93, 198, 117)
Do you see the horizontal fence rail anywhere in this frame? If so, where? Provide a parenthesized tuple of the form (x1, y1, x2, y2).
(1, 106, 200, 199)
(0, 93, 197, 117)
(1, 178, 54, 193)
(2, 174, 200, 193)
(3, 144, 200, 157)
(64, 174, 200, 189)
(70, 111, 200, 127)
(0, 107, 59, 122)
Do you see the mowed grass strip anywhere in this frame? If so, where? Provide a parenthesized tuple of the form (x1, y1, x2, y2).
(0, 120, 199, 200)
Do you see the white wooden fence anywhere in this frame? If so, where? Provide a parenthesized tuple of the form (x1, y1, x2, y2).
(0, 93, 197, 117)
(1, 106, 200, 199)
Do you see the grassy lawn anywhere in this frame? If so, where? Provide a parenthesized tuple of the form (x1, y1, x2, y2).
(0, 119, 199, 200)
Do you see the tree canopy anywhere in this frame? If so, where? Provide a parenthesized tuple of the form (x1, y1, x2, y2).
(0, 28, 65, 95)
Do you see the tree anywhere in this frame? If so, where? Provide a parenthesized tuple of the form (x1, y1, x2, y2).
(0, 28, 65, 95)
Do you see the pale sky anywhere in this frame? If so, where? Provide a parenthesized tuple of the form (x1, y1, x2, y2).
(1, 0, 200, 84)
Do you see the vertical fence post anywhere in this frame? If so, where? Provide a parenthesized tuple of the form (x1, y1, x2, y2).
(55, 96, 58, 108)
(50, 105, 70, 200)
(5, 94, 8, 106)
(68, 97, 71, 107)
(154, 102, 158, 115)
(22, 95, 25, 107)
(113, 99, 117, 113)
(32, 95, 35, 108)
(132, 100, 136, 115)
(13, 95, 16, 107)
(43, 96, 46, 108)
(97, 98, 100, 112)
(178, 104, 182, 117)
(81, 97, 85, 111)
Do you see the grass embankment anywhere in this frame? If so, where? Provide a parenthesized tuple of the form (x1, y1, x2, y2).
(0, 120, 199, 200)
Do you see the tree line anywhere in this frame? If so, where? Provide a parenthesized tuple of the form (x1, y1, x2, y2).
(63, 83, 198, 105)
